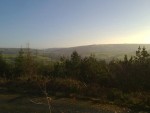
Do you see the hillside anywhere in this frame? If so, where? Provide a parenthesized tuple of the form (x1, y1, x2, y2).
(45, 44, 150, 60)
(1, 44, 150, 60)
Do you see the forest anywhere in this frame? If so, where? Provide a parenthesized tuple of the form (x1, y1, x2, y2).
(0, 46, 150, 112)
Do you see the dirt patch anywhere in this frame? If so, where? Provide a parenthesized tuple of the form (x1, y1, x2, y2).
(0, 94, 135, 113)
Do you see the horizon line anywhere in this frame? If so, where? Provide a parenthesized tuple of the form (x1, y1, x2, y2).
(1, 43, 150, 49)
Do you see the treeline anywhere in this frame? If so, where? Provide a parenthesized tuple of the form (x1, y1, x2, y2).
(0, 46, 150, 92)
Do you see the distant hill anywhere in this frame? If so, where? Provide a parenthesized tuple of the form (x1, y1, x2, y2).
(1, 44, 150, 61)
(45, 44, 150, 60)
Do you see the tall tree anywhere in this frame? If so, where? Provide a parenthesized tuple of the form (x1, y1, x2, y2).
(0, 52, 7, 77)
(24, 44, 36, 78)
(65, 51, 81, 78)
(14, 48, 25, 77)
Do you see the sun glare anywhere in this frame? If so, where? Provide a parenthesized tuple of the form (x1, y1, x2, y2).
(143, 37, 150, 43)
(119, 29, 150, 44)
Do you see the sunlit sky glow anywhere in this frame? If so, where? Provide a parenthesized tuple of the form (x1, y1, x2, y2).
(0, 0, 150, 48)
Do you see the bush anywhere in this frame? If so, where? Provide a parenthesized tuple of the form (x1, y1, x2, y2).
(46, 78, 85, 95)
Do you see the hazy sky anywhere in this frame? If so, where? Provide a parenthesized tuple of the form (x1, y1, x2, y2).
(0, 0, 150, 48)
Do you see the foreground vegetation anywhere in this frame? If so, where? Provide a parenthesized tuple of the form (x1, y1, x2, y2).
(0, 93, 132, 113)
(0, 46, 150, 112)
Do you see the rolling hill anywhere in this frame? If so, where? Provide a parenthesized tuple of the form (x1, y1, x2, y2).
(44, 44, 150, 60)
(1, 44, 150, 61)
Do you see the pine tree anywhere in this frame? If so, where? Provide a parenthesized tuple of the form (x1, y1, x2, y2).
(15, 48, 25, 77)
(0, 51, 7, 77)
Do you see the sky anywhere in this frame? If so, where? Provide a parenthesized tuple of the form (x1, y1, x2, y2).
(0, 0, 150, 48)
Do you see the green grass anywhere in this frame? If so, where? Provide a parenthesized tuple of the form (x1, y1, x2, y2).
(2, 53, 53, 64)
